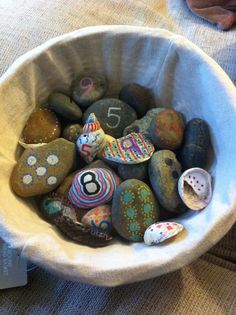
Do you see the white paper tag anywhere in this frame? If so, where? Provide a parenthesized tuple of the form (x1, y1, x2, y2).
(0, 238, 27, 289)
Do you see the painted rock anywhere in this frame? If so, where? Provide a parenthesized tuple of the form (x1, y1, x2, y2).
(48, 93, 82, 121)
(63, 123, 83, 143)
(71, 73, 107, 108)
(118, 162, 148, 182)
(180, 119, 210, 170)
(11, 138, 76, 197)
(40, 193, 63, 223)
(123, 108, 165, 136)
(83, 98, 137, 138)
(119, 83, 153, 117)
(149, 150, 184, 213)
(77, 113, 105, 163)
(148, 109, 184, 150)
(102, 132, 154, 164)
(40, 193, 85, 223)
(55, 159, 121, 197)
(54, 216, 112, 247)
(68, 168, 120, 209)
(22, 108, 61, 144)
(82, 205, 111, 232)
(112, 179, 159, 242)
(97, 134, 116, 159)
(144, 222, 184, 245)
(178, 168, 212, 210)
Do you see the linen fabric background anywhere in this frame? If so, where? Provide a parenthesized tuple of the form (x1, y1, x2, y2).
(0, 1, 236, 314)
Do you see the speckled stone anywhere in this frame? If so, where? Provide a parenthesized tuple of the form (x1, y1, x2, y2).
(11, 138, 76, 197)
(71, 73, 107, 108)
(123, 108, 166, 136)
(83, 98, 137, 138)
(117, 162, 148, 182)
(81, 205, 112, 233)
(148, 109, 185, 150)
(48, 93, 82, 121)
(144, 222, 184, 245)
(119, 83, 153, 117)
(63, 123, 83, 143)
(148, 150, 184, 213)
(22, 108, 61, 144)
(112, 179, 159, 242)
(180, 118, 210, 170)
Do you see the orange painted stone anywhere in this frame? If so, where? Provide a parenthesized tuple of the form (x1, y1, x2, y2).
(22, 108, 61, 144)
(149, 109, 184, 150)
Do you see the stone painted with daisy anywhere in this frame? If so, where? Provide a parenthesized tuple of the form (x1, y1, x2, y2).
(112, 179, 159, 242)
(11, 138, 76, 197)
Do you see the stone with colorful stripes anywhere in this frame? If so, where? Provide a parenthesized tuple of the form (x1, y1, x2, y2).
(144, 222, 184, 245)
(68, 168, 120, 209)
(81, 205, 112, 232)
(101, 132, 154, 164)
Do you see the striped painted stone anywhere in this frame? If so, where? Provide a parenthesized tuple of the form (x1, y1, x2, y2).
(68, 168, 120, 209)
(102, 132, 154, 164)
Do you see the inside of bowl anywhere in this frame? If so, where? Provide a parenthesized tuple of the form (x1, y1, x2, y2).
(0, 26, 236, 286)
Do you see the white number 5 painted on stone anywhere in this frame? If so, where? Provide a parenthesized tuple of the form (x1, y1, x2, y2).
(106, 107, 121, 129)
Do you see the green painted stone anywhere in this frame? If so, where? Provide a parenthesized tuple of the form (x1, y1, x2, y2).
(63, 123, 83, 143)
(148, 150, 184, 213)
(112, 179, 159, 242)
(148, 109, 184, 150)
(48, 93, 82, 121)
(123, 108, 166, 136)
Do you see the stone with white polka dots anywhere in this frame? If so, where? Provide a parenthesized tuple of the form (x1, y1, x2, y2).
(11, 138, 76, 197)
(144, 222, 184, 245)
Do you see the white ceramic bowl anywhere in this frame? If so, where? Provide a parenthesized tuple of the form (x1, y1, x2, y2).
(0, 26, 236, 286)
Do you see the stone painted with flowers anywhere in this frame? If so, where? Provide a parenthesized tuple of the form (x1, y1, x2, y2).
(77, 113, 105, 163)
(112, 179, 159, 242)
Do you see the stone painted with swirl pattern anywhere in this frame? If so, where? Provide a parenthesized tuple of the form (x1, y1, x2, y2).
(68, 168, 120, 209)
(77, 113, 105, 163)
(83, 98, 137, 138)
(71, 73, 107, 108)
(148, 108, 184, 150)
(102, 132, 154, 164)
(22, 108, 61, 144)
(112, 179, 159, 242)
(149, 150, 185, 213)
(11, 138, 76, 197)
(144, 222, 184, 245)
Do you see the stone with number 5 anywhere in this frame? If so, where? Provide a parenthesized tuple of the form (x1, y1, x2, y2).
(77, 113, 105, 163)
(83, 98, 137, 138)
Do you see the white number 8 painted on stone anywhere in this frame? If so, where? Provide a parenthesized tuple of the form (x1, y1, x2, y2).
(106, 107, 121, 129)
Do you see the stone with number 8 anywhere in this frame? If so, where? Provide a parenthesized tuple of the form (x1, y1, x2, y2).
(83, 98, 137, 138)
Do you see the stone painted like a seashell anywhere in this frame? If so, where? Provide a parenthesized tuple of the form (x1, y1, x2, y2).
(178, 168, 212, 210)
(77, 113, 105, 163)
(68, 168, 120, 209)
(144, 222, 184, 245)
(102, 132, 154, 164)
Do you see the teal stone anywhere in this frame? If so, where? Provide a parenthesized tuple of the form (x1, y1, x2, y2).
(40, 194, 63, 223)
(48, 93, 82, 121)
(112, 179, 159, 242)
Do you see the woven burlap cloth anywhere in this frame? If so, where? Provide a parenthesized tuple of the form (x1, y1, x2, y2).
(0, 1, 235, 314)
